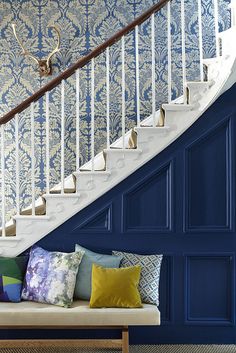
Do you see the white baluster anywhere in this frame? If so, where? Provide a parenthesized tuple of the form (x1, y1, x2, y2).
(91, 58, 95, 171)
(198, 0, 204, 81)
(61, 80, 65, 193)
(135, 25, 140, 127)
(181, 0, 187, 100)
(1, 125, 5, 237)
(106, 48, 110, 149)
(76, 69, 80, 170)
(214, 0, 220, 57)
(15, 114, 20, 215)
(30, 103, 35, 215)
(167, 2, 172, 102)
(121, 35, 125, 148)
(45, 91, 50, 194)
(151, 13, 156, 126)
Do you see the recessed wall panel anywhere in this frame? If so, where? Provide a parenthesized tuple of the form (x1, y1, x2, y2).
(123, 162, 172, 233)
(185, 121, 231, 232)
(185, 255, 234, 325)
(71, 204, 112, 233)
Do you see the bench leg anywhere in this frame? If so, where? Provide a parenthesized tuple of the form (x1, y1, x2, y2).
(122, 326, 129, 353)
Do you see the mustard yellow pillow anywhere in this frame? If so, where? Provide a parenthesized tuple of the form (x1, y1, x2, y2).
(90, 264, 142, 308)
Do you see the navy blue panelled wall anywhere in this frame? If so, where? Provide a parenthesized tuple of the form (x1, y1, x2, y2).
(5, 84, 236, 344)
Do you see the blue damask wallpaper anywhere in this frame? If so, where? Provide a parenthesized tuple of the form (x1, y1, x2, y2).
(0, 0, 230, 223)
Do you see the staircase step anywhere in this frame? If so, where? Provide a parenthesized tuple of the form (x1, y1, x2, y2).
(0, 237, 22, 256)
(14, 215, 51, 221)
(203, 57, 224, 66)
(134, 126, 171, 151)
(74, 171, 112, 191)
(135, 126, 170, 132)
(186, 81, 213, 89)
(161, 103, 197, 127)
(135, 126, 170, 146)
(162, 103, 195, 111)
(186, 81, 214, 105)
(43, 194, 80, 218)
(49, 188, 76, 194)
(14, 215, 51, 237)
(104, 148, 142, 170)
(219, 27, 236, 56)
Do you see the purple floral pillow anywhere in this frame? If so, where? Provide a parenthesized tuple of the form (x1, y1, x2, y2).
(21, 246, 84, 307)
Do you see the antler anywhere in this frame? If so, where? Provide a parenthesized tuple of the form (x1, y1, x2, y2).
(11, 24, 40, 65)
(46, 25, 60, 67)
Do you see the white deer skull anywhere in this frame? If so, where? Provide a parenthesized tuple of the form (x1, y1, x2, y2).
(12, 24, 60, 77)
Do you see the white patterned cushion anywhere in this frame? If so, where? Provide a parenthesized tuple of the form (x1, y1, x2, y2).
(112, 251, 163, 306)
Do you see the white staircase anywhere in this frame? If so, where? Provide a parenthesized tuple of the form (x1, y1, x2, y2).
(1, 0, 236, 257)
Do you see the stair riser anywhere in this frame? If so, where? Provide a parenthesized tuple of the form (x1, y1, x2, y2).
(164, 111, 194, 128)
(45, 196, 80, 219)
(76, 174, 111, 192)
(221, 35, 236, 57)
(0, 239, 22, 257)
(187, 85, 211, 105)
(105, 151, 142, 171)
(136, 129, 169, 149)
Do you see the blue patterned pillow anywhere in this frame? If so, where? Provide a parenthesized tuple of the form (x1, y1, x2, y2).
(22, 246, 84, 308)
(112, 251, 163, 306)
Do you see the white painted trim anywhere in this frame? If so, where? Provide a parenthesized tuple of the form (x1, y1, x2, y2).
(121, 36, 126, 148)
(45, 91, 50, 194)
(61, 79, 65, 194)
(15, 114, 20, 215)
(198, 0, 204, 81)
(91, 58, 95, 171)
(151, 13, 156, 126)
(1, 125, 5, 237)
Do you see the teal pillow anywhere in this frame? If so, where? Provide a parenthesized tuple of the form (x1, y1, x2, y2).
(74, 244, 122, 300)
(0, 256, 28, 302)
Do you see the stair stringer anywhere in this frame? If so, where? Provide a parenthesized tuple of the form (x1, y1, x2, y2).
(1, 27, 236, 257)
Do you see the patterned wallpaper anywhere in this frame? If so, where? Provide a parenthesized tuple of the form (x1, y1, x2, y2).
(0, 0, 230, 223)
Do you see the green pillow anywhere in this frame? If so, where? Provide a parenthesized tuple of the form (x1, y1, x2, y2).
(74, 244, 122, 300)
(0, 256, 28, 302)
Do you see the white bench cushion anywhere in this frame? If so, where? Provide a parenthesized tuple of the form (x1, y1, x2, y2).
(0, 300, 160, 326)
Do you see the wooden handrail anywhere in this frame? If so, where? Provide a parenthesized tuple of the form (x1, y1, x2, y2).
(0, 0, 170, 125)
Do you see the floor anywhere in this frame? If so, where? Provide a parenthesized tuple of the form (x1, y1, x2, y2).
(0, 345, 235, 353)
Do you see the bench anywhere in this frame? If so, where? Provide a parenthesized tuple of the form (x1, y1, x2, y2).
(0, 300, 160, 353)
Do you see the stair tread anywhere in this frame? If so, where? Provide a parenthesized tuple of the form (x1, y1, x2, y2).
(162, 103, 195, 111)
(136, 126, 170, 130)
(49, 188, 76, 194)
(14, 215, 51, 220)
(74, 171, 111, 175)
(104, 148, 142, 153)
(187, 81, 212, 86)
(43, 193, 80, 199)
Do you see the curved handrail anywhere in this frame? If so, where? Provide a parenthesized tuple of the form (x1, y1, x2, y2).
(0, 0, 170, 125)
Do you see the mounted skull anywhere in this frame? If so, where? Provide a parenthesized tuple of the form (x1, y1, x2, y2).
(11, 24, 60, 77)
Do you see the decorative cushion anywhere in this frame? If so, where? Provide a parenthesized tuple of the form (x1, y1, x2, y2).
(0, 256, 28, 302)
(74, 244, 122, 300)
(112, 251, 163, 306)
(90, 264, 142, 308)
(21, 246, 84, 308)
